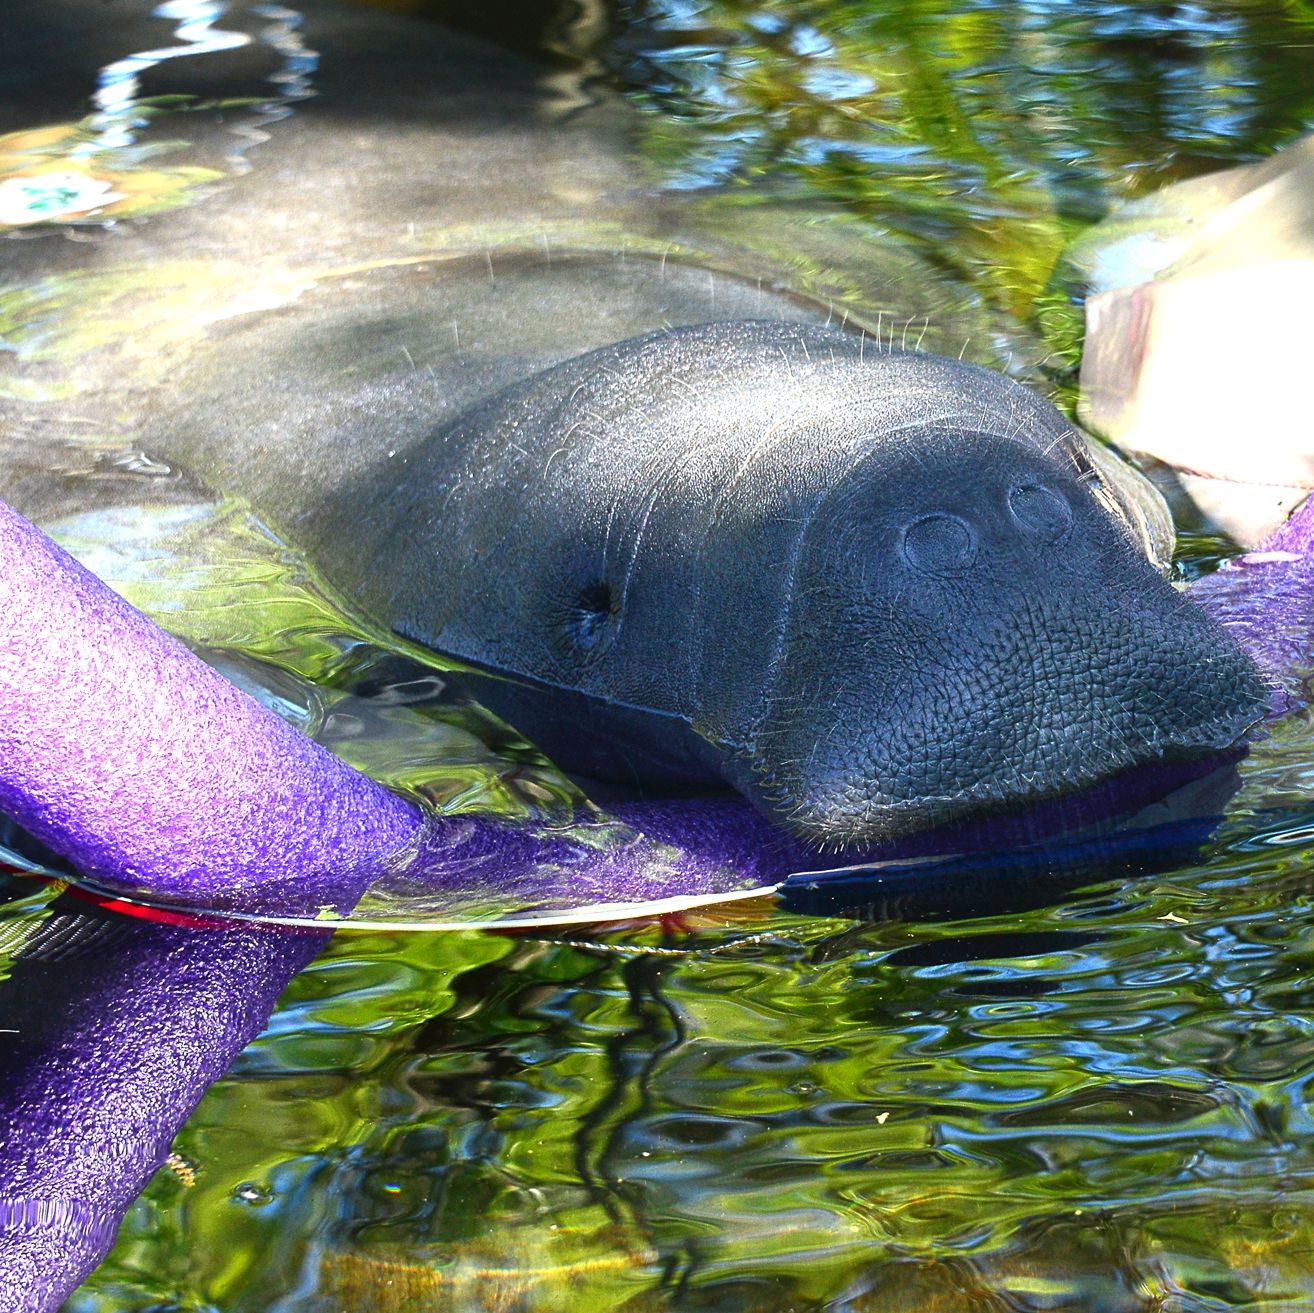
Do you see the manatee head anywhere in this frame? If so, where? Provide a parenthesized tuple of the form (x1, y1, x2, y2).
(371, 321, 1266, 851)
(687, 334, 1266, 848)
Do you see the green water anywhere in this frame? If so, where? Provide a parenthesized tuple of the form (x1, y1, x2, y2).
(3, 0, 1314, 1307)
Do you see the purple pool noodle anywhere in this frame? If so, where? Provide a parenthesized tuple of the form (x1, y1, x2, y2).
(0, 495, 417, 1309)
(0, 498, 420, 916)
(0, 914, 327, 1312)
(1188, 494, 1314, 704)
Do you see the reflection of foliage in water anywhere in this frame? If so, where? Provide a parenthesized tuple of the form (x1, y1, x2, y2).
(69, 812, 1314, 1310)
(607, 0, 1314, 368)
(0, 118, 223, 229)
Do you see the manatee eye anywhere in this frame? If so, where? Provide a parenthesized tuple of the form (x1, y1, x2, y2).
(567, 581, 618, 651)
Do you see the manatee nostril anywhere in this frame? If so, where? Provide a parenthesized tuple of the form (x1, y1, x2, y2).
(1008, 483, 1073, 540)
(900, 513, 976, 574)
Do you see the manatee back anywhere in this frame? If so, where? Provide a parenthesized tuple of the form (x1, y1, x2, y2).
(139, 252, 835, 542)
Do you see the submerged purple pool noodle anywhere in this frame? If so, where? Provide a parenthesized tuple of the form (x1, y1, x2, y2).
(1189, 499, 1314, 706)
(0, 915, 328, 1310)
(1, 492, 1314, 1310)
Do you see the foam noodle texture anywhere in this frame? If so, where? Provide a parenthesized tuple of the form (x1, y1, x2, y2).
(1190, 494, 1314, 708)
(0, 496, 421, 1309)
(0, 498, 420, 915)
(0, 913, 327, 1312)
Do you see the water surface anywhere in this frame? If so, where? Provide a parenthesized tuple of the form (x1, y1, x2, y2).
(4, 0, 1314, 1308)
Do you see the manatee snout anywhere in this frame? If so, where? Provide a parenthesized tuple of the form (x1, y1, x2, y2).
(720, 428, 1266, 848)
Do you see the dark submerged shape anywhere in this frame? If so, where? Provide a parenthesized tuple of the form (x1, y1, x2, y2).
(312, 320, 1266, 848)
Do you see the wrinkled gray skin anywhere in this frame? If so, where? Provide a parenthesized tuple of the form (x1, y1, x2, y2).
(149, 306, 1264, 849)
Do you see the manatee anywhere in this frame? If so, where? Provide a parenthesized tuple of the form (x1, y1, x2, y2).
(131, 294, 1264, 849)
(3, 0, 1190, 855)
(0, 0, 1267, 851)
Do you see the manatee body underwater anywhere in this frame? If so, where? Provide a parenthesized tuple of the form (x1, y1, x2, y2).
(120, 291, 1266, 851)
